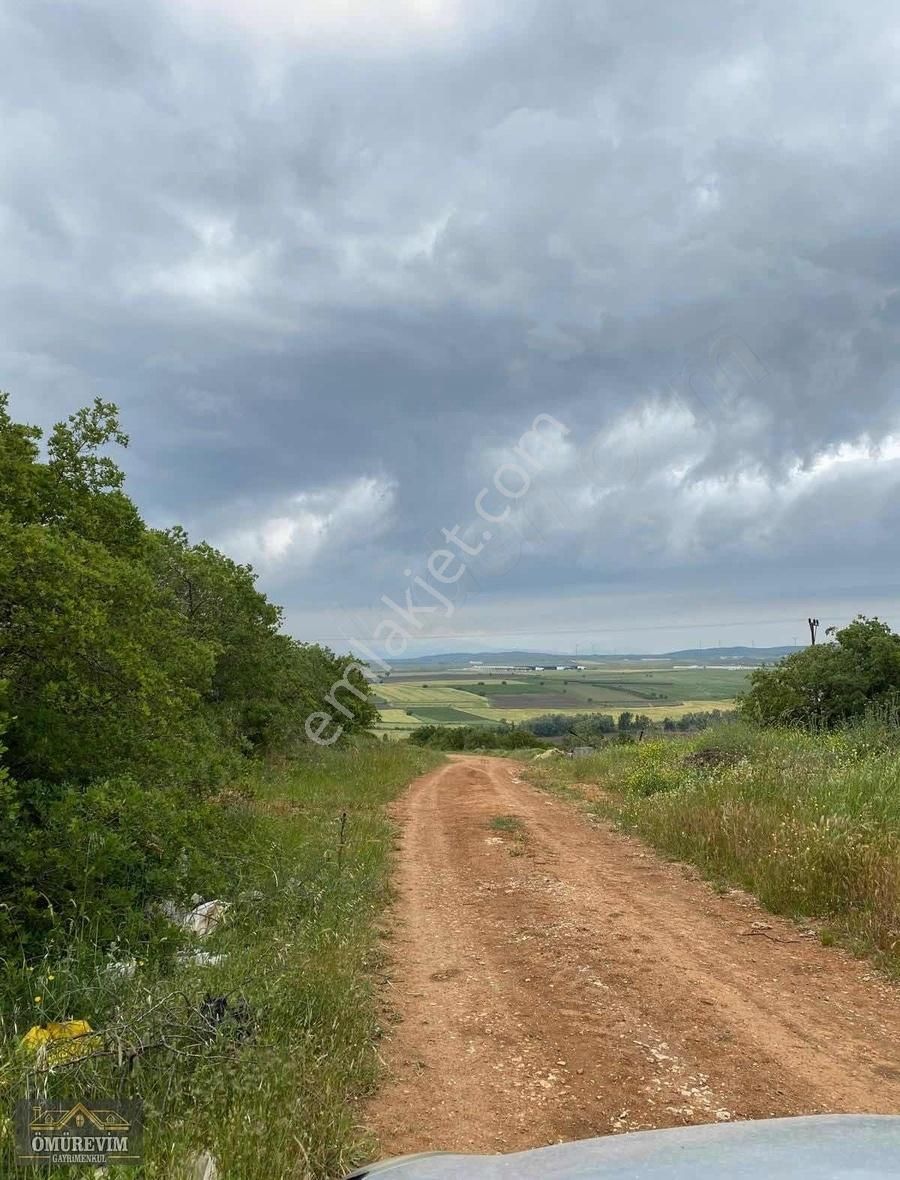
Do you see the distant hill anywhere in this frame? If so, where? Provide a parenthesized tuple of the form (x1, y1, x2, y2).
(661, 646, 800, 662)
(365, 650, 583, 669)
(364, 645, 800, 670)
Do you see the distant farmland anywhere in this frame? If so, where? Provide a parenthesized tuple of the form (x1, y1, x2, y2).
(405, 706, 497, 725)
(371, 663, 749, 738)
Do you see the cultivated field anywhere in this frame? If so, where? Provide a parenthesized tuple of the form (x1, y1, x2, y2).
(372, 662, 747, 737)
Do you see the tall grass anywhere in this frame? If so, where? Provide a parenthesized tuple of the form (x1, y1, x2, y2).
(526, 722, 900, 975)
(0, 741, 440, 1178)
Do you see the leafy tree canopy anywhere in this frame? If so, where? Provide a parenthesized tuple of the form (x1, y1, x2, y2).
(740, 615, 900, 728)
(0, 394, 377, 787)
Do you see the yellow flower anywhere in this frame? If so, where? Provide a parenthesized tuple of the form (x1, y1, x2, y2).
(33, 996, 42, 1004)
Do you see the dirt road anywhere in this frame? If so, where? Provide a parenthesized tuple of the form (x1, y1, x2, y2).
(366, 755, 900, 1156)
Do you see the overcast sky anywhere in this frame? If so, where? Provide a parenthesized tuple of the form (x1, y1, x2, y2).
(4, 0, 900, 655)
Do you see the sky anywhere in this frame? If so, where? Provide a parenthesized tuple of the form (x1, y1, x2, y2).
(3, 0, 900, 656)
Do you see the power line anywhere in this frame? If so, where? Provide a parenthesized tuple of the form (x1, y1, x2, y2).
(306, 615, 827, 644)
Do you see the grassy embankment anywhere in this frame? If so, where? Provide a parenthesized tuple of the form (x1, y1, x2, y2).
(0, 741, 441, 1179)
(526, 721, 900, 977)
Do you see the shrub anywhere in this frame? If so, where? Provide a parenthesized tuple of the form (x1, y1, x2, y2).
(0, 773, 250, 960)
(623, 742, 683, 797)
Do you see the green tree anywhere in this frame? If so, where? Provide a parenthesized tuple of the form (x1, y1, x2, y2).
(0, 394, 379, 784)
(0, 397, 217, 785)
(0, 392, 381, 961)
(740, 615, 900, 728)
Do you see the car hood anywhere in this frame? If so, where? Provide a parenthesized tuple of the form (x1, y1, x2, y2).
(347, 1115, 900, 1179)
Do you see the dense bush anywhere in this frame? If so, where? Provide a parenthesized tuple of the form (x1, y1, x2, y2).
(0, 768, 243, 958)
(0, 394, 379, 961)
(0, 395, 376, 788)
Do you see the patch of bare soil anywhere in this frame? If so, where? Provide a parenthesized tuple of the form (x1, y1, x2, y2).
(365, 756, 900, 1156)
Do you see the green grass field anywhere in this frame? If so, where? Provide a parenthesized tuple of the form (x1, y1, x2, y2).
(375, 682, 488, 708)
(407, 706, 497, 725)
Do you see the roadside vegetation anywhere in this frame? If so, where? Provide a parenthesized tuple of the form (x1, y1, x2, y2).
(0, 395, 442, 1177)
(527, 618, 900, 977)
(0, 394, 377, 960)
(0, 741, 440, 1177)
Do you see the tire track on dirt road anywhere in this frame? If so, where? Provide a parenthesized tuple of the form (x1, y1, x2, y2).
(366, 755, 900, 1156)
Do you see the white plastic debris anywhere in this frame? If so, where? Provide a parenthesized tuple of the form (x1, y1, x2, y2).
(160, 897, 229, 938)
(177, 950, 228, 969)
(190, 1151, 219, 1180)
(105, 955, 138, 980)
(185, 899, 228, 938)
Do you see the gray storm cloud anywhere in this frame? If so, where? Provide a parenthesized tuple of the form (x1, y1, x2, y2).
(2, 0, 900, 651)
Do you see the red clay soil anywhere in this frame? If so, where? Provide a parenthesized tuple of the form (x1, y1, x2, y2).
(364, 755, 900, 1156)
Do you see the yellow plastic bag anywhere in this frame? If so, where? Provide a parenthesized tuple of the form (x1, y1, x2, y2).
(21, 1020, 102, 1065)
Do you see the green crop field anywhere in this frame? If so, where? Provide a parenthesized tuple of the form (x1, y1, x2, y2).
(375, 682, 488, 708)
(465, 680, 553, 695)
(371, 663, 748, 736)
(407, 706, 498, 725)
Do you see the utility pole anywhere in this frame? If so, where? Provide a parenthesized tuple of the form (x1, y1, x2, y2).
(808, 617, 820, 646)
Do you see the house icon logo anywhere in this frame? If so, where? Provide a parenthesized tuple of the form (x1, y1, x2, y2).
(29, 1101, 132, 1135)
(15, 1097, 143, 1168)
